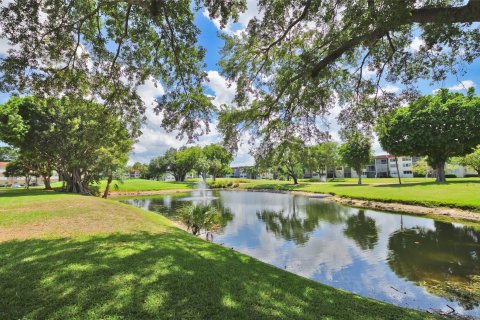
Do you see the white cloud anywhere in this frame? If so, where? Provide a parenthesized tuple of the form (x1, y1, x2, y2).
(206, 70, 236, 107)
(448, 80, 475, 91)
(382, 84, 400, 93)
(129, 72, 252, 166)
(409, 37, 425, 52)
(361, 66, 377, 79)
(432, 80, 476, 94)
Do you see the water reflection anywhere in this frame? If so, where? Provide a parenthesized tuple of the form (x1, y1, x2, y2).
(344, 210, 379, 250)
(122, 190, 480, 316)
(388, 222, 480, 310)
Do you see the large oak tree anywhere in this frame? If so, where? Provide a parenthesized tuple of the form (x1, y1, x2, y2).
(219, 0, 480, 151)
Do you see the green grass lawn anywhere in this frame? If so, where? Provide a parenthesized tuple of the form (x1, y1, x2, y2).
(97, 178, 194, 192)
(0, 188, 438, 319)
(27, 178, 194, 193)
(240, 178, 480, 211)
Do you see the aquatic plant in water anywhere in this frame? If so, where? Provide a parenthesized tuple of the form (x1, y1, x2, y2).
(179, 204, 221, 237)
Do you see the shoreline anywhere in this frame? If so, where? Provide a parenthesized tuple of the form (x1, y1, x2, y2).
(236, 188, 480, 224)
(109, 187, 480, 225)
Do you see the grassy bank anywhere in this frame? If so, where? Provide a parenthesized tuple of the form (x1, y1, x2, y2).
(239, 178, 480, 211)
(28, 179, 194, 193)
(0, 189, 437, 319)
(98, 179, 194, 192)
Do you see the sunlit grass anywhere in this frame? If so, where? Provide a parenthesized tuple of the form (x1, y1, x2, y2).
(0, 189, 438, 319)
(241, 178, 480, 211)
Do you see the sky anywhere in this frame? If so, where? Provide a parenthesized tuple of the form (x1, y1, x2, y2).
(1, 2, 480, 166)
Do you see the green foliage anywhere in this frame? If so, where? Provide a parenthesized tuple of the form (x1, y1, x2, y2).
(338, 132, 372, 184)
(148, 146, 203, 182)
(4, 157, 38, 188)
(203, 144, 233, 181)
(377, 90, 480, 182)
(0, 1, 248, 141)
(0, 96, 133, 193)
(307, 141, 339, 178)
(412, 158, 433, 177)
(0, 146, 17, 162)
(179, 204, 221, 235)
(255, 138, 306, 184)
(206, 178, 247, 189)
(458, 146, 480, 176)
(218, 0, 480, 155)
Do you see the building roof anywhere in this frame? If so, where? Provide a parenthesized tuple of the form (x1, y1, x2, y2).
(0, 162, 8, 167)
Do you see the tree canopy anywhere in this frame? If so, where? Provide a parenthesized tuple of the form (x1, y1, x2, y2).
(338, 131, 372, 185)
(458, 146, 480, 176)
(148, 146, 205, 182)
(0, 146, 17, 162)
(0, 95, 133, 193)
(218, 0, 480, 152)
(307, 141, 339, 180)
(203, 144, 233, 181)
(376, 89, 480, 182)
(0, 0, 249, 141)
(255, 138, 306, 184)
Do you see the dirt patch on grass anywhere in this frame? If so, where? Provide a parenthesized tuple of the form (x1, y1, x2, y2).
(0, 197, 170, 242)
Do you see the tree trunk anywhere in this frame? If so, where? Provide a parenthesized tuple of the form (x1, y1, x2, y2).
(25, 175, 31, 189)
(394, 156, 402, 185)
(212, 174, 216, 182)
(357, 169, 362, 185)
(65, 169, 89, 193)
(42, 174, 52, 190)
(292, 174, 298, 185)
(436, 161, 446, 183)
(102, 174, 113, 199)
(202, 172, 207, 182)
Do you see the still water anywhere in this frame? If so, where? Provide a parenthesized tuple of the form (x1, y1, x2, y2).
(122, 188, 480, 317)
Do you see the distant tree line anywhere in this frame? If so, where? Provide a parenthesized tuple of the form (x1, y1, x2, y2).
(147, 144, 233, 182)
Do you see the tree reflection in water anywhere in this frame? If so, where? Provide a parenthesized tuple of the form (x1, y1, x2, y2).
(256, 197, 350, 245)
(388, 221, 480, 310)
(343, 210, 379, 250)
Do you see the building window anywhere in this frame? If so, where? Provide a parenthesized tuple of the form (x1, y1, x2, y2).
(390, 158, 396, 163)
(402, 163, 411, 167)
(389, 164, 397, 168)
(367, 165, 375, 171)
(403, 171, 412, 175)
(380, 159, 387, 164)
(402, 157, 411, 161)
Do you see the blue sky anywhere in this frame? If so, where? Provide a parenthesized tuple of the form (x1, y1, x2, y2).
(1, 2, 480, 166)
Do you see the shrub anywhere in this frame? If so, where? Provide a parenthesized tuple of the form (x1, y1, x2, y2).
(179, 204, 221, 235)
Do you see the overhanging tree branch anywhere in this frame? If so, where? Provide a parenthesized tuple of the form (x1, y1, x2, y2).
(310, 0, 480, 78)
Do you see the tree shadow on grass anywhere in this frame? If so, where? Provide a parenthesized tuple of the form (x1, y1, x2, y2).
(0, 231, 431, 320)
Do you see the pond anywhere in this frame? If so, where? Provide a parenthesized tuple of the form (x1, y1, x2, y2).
(121, 188, 480, 317)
